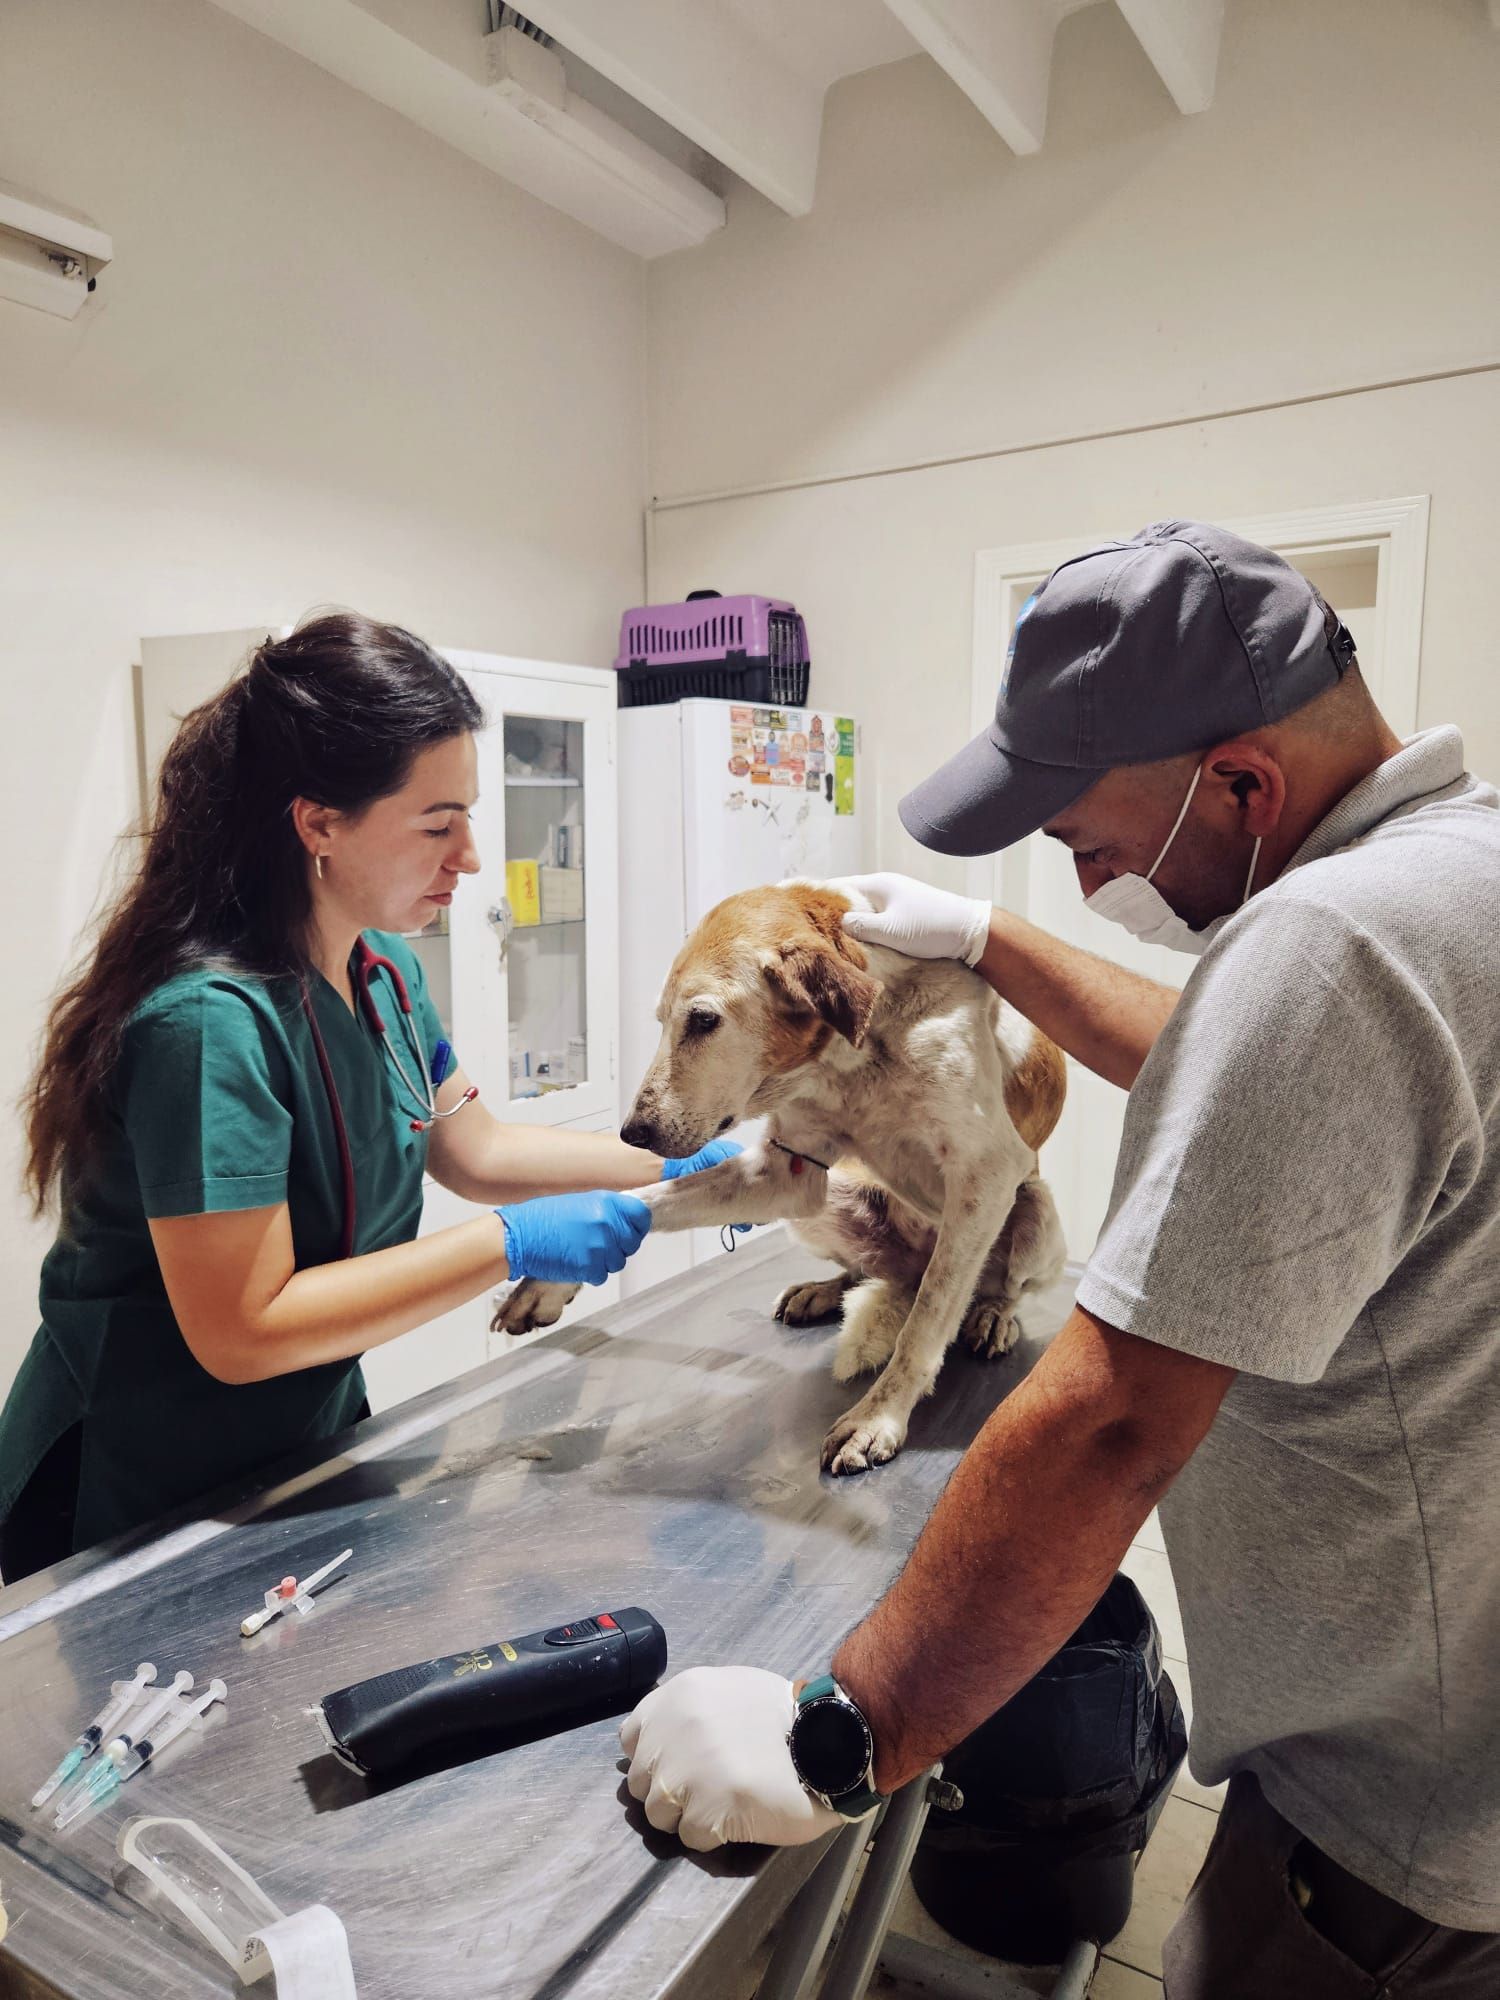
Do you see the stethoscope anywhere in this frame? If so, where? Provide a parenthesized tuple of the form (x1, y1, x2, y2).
(299, 939, 478, 1258)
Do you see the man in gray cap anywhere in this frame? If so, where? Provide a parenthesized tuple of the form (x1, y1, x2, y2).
(617, 522, 1500, 1995)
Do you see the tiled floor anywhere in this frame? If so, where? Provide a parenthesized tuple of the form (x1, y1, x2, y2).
(870, 1511, 1217, 1999)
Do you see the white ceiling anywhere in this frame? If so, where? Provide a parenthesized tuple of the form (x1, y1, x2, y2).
(715, 0, 1104, 95)
(712, 0, 922, 92)
(205, 0, 1235, 256)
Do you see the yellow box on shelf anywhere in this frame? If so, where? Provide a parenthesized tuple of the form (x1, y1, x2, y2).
(505, 859, 540, 925)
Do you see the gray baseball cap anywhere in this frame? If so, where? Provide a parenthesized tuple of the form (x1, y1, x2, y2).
(900, 519, 1357, 857)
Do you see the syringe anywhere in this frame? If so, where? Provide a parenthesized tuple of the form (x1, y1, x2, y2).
(55, 1678, 227, 1830)
(51, 1670, 194, 1821)
(105, 1670, 194, 1756)
(31, 1663, 157, 1809)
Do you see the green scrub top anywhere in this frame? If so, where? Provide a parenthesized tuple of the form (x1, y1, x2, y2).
(0, 930, 448, 1554)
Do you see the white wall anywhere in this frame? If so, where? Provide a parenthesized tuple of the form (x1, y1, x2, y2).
(0, 0, 645, 1397)
(647, 0, 1500, 503)
(650, 370, 1500, 882)
(644, 0, 1500, 1262)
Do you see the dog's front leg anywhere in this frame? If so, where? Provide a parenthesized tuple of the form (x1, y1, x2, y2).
(822, 1166, 1019, 1476)
(636, 1143, 829, 1232)
(495, 1147, 826, 1340)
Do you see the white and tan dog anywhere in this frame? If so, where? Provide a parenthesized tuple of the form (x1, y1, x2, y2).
(497, 880, 1067, 1475)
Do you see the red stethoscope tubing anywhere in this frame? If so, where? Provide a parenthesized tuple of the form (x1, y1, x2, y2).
(298, 941, 476, 1261)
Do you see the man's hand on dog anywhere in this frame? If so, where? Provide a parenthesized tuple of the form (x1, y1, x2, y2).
(841, 873, 991, 967)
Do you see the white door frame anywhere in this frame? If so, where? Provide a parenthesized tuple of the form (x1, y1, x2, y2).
(967, 496, 1431, 911)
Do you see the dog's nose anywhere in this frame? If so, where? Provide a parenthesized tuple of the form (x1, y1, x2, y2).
(621, 1115, 657, 1152)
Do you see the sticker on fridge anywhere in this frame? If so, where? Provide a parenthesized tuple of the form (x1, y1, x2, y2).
(835, 718, 855, 816)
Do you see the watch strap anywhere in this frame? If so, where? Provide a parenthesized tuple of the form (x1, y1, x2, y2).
(797, 1673, 838, 1707)
(793, 1676, 884, 1820)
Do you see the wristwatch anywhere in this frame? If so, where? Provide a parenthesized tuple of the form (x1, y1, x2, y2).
(787, 1675, 884, 1819)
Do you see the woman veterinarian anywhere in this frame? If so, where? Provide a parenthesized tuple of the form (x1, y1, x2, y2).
(0, 614, 719, 1580)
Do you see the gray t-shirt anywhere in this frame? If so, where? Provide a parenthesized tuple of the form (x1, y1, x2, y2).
(1075, 726, 1500, 1930)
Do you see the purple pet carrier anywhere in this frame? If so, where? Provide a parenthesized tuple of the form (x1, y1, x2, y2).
(612, 590, 810, 708)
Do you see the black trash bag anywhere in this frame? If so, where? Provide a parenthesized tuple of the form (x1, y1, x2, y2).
(910, 1573, 1188, 1965)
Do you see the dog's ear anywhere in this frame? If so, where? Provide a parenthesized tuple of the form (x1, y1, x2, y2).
(763, 939, 879, 1046)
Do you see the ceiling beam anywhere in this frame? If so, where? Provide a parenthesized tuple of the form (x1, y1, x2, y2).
(1113, 0, 1225, 115)
(203, 0, 724, 257)
(513, 0, 826, 216)
(879, 0, 1058, 155)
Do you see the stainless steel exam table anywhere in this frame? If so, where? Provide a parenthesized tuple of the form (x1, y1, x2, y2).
(0, 1233, 1089, 2000)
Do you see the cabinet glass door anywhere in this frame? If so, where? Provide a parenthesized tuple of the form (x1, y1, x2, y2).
(500, 714, 590, 1103)
(444, 657, 617, 1129)
(400, 906, 454, 1045)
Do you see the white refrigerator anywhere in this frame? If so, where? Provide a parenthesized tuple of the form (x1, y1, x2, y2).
(617, 698, 863, 1295)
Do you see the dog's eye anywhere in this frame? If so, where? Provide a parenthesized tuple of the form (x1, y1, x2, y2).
(684, 1008, 722, 1038)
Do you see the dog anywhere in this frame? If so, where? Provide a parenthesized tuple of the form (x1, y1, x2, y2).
(495, 880, 1067, 1475)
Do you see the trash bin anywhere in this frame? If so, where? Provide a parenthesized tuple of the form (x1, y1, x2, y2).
(910, 1573, 1188, 1965)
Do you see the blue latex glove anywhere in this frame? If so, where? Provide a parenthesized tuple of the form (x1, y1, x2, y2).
(660, 1138, 750, 1233)
(659, 1139, 744, 1181)
(498, 1191, 652, 1286)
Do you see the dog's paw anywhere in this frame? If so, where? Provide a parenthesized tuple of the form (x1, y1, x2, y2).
(961, 1298, 1021, 1361)
(775, 1276, 850, 1326)
(490, 1279, 579, 1337)
(831, 1279, 908, 1381)
(821, 1405, 907, 1477)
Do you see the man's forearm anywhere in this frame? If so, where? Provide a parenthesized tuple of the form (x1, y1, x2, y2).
(831, 1311, 1231, 1792)
(976, 909, 1179, 1091)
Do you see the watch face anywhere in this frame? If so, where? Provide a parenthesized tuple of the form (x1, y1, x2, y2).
(791, 1697, 872, 1798)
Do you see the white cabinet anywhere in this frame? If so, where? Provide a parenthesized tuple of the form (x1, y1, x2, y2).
(438, 654, 619, 1133)
(137, 632, 621, 1413)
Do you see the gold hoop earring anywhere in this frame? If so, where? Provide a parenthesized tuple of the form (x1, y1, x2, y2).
(315, 854, 325, 881)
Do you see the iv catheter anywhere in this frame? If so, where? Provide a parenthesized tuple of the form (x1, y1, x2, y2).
(241, 1546, 353, 1636)
(30, 1663, 157, 1809)
(55, 1679, 227, 1830)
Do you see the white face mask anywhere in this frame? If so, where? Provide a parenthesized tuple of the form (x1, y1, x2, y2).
(1083, 762, 1262, 957)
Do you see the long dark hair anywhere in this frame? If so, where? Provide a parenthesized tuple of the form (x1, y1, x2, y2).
(24, 612, 484, 1215)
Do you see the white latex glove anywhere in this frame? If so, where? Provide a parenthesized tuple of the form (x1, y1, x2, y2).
(619, 1666, 844, 1852)
(840, 872, 992, 967)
